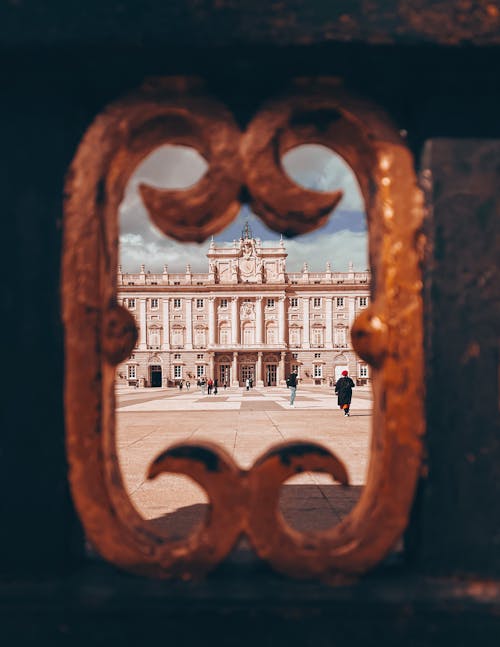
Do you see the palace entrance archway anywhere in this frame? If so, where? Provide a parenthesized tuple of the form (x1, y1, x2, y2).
(150, 365, 162, 387)
(265, 364, 277, 386)
(240, 364, 255, 386)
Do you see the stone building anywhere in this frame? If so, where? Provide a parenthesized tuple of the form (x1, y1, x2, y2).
(117, 227, 370, 387)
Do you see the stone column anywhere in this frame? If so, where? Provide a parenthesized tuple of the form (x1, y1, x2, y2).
(208, 296, 216, 346)
(232, 351, 238, 387)
(302, 297, 310, 349)
(138, 298, 147, 349)
(278, 296, 286, 345)
(279, 351, 286, 386)
(325, 296, 333, 349)
(162, 298, 170, 350)
(255, 296, 263, 345)
(209, 352, 215, 380)
(256, 351, 263, 387)
(231, 296, 239, 345)
(185, 298, 193, 349)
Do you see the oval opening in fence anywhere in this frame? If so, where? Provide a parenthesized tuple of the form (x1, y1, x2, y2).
(115, 141, 371, 547)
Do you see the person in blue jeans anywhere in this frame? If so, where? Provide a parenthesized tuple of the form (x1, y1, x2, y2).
(287, 370, 298, 407)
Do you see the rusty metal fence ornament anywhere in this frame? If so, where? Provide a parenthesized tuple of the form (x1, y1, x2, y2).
(63, 77, 425, 582)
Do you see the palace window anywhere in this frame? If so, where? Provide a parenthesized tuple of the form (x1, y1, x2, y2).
(219, 325, 230, 345)
(151, 298, 159, 309)
(289, 328, 301, 346)
(359, 297, 368, 307)
(312, 328, 324, 346)
(174, 353, 181, 360)
(314, 352, 321, 358)
(336, 297, 344, 308)
(196, 298, 204, 308)
(313, 365, 323, 378)
(148, 330, 160, 348)
(194, 328, 206, 347)
(173, 365, 182, 379)
(266, 324, 277, 345)
(127, 365, 136, 379)
(360, 364, 369, 378)
(197, 353, 204, 360)
(127, 298, 135, 309)
(291, 364, 299, 376)
(335, 327, 347, 347)
(220, 298, 228, 308)
(172, 329, 184, 346)
(196, 365, 205, 378)
(313, 297, 321, 307)
(266, 298, 275, 308)
(290, 297, 298, 308)
(292, 353, 299, 360)
(243, 323, 255, 345)
(173, 281, 180, 285)
(173, 298, 181, 308)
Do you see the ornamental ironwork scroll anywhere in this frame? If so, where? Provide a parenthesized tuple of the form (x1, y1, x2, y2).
(62, 77, 425, 582)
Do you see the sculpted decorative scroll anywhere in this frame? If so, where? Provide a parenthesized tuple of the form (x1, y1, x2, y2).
(63, 77, 425, 582)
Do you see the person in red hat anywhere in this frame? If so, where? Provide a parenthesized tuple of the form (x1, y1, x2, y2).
(335, 370, 355, 416)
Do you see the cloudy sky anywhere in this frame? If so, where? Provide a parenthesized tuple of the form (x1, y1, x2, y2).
(119, 144, 368, 274)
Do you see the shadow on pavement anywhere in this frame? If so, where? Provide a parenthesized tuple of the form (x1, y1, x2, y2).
(144, 484, 364, 540)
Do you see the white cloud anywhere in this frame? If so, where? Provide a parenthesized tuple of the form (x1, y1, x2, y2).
(282, 145, 364, 212)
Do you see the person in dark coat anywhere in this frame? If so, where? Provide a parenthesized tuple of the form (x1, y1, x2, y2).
(335, 370, 355, 416)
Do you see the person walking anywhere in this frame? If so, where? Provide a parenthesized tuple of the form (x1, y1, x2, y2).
(287, 370, 298, 407)
(207, 378, 213, 395)
(245, 377, 250, 391)
(186, 381, 190, 391)
(335, 370, 355, 416)
(213, 378, 218, 395)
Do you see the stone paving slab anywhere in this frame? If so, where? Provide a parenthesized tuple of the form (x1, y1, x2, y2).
(117, 386, 372, 539)
(239, 400, 285, 411)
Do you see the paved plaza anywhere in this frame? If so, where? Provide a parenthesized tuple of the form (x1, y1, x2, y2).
(116, 385, 372, 539)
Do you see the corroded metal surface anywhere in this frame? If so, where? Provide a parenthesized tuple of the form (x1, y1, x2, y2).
(2, 2, 500, 46)
(63, 78, 425, 581)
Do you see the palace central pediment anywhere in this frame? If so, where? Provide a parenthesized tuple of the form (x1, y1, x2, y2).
(207, 230, 287, 285)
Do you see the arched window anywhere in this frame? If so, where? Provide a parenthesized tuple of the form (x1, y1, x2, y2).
(149, 328, 160, 348)
(335, 326, 347, 347)
(289, 326, 301, 347)
(219, 324, 231, 345)
(266, 324, 277, 345)
(312, 326, 324, 347)
(171, 327, 184, 347)
(195, 327, 206, 348)
(243, 323, 255, 346)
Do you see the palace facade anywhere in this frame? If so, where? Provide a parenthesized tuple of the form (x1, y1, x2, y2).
(117, 230, 371, 388)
